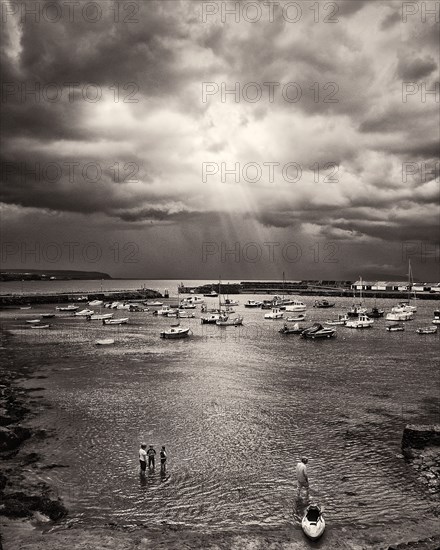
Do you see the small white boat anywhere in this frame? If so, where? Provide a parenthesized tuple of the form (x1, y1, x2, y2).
(26, 319, 41, 324)
(56, 305, 79, 312)
(30, 324, 50, 329)
(160, 326, 191, 339)
(301, 504, 325, 540)
(221, 298, 239, 307)
(286, 313, 306, 322)
(393, 301, 417, 313)
(216, 315, 243, 326)
(103, 317, 129, 325)
(386, 324, 404, 332)
(285, 300, 307, 312)
(179, 303, 197, 309)
(75, 309, 95, 317)
(177, 311, 195, 319)
(264, 308, 283, 320)
(203, 290, 218, 297)
(345, 314, 374, 328)
(87, 313, 114, 321)
(40, 313, 55, 318)
(201, 313, 222, 324)
(95, 338, 115, 345)
(155, 306, 178, 316)
(20, 306, 32, 310)
(185, 296, 204, 305)
(347, 304, 367, 317)
(325, 314, 349, 326)
(279, 322, 303, 334)
(432, 310, 440, 325)
(313, 300, 335, 309)
(116, 303, 130, 310)
(146, 301, 163, 306)
(244, 300, 261, 308)
(386, 310, 414, 321)
(88, 300, 103, 307)
(416, 326, 437, 334)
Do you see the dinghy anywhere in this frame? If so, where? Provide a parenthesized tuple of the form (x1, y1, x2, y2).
(279, 323, 303, 334)
(286, 313, 306, 322)
(26, 319, 41, 324)
(301, 504, 325, 540)
(103, 317, 129, 325)
(40, 313, 55, 318)
(416, 326, 437, 334)
(30, 324, 50, 329)
(95, 338, 115, 345)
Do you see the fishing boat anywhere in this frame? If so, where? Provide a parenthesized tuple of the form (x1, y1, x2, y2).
(40, 313, 55, 318)
(416, 326, 437, 334)
(75, 309, 94, 317)
(301, 504, 325, 540)
(179, 302, 197, 309)
(345, 314, 374, 328)
(386, 309, 414, 321)
(30, 324, 50, 329)
(279, 322, 303, 334)
(313, 299, 335, 308)
(433, 310, 440, 325)
(184, 296, 204, 305)
(392, 261, 418, 313)
(347, 277, 367, 317)
(88, 300, 103, 307)
(244, 300, 261, 308)
(56, 305, 79, 312)
(146, 300, 163, 307)
(154, 306, 178, 316)
(95, 338, 115, 345)
(87, 313, 114, 321)
(221, 298, 239, 307)
(160, 326, 191, 339)
(26, 319, 41, 324)
(216, 315, 243, 326)
(286, 313, 306, 322)
(203, 290, 218, 297)
(386, 324, 404, 332)
(103, 317, 129, 325)
(367, 306, 384, 318)
(285, 299, 307, 312)
(264, 308, 283, 320)
(177, 311, 195, 319)
(301, 323, 336, 339)
(324, 314, 349, 326)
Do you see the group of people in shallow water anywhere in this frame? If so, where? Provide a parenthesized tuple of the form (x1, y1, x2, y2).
(139, 444, 167, 476)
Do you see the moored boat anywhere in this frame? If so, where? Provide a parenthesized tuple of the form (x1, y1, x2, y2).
(285, 299, 307, 312)
(313, 300, 335, 308)
(88, 300, 103, 307)
(324, 314, 349, 326)
(103, 317, 129, 325)
(26, 319, 41, 324)
(56, 305, 79, 312)
(244, 300, 261, 308)
(30, 324, 50, 329)
(301, 323, 336, 339)
(40, 313, 55, 318)
(286, 313, 306, 322)
(386, 310, 414, 321)
(160, 326, 191, 339)
(367, 306, 384, 318)
(386, 324, 404, 332)
(301, 504, 325, 540)
(216, 315, 243, 326)
(87, 313, 114, 321)
(264, 308, 283, 320)
(345, 314, 374, 328)
(95, 338, 115, 345)
(75, 309, 94, 317)
(416, 326, 437, 334)
(432, 310, 440, 325)
(279, 322, 303, 334)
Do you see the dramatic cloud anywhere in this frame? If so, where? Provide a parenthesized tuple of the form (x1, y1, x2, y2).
(0, 0, 439, 279)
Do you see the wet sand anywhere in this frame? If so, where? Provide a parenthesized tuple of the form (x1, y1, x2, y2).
(1, 326, 440, 549)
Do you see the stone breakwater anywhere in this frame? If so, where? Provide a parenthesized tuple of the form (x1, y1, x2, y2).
(402, 425, 440, 496)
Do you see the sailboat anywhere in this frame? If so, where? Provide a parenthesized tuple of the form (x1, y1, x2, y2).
(392, 260, 417, 313)
(216, 278, 243, 325)
(347, 277, 367, 317)
(160, 286, 192, 339)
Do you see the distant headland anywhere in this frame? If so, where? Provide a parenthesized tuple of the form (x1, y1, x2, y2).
(0, 269, 112, 282)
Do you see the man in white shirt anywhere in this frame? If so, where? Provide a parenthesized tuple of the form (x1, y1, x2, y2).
(139, 444, 147, 475)
(296, 457, 309, 499)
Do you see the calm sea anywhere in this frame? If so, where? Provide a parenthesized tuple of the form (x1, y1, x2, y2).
(1, 287, 439, 533)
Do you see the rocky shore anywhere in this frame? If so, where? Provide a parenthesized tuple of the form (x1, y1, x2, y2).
(0, 332, 68, 548)
(402, 425, 440, 496)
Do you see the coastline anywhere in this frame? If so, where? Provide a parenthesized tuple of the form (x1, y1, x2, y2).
(1, 328, 440, 549)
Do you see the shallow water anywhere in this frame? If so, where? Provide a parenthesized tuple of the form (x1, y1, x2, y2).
(2, 294, 439, 531)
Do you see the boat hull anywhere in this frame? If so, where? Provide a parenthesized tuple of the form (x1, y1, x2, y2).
(160, 328, 190, 339)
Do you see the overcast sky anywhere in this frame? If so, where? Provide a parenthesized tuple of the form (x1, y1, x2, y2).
(1, 0, 439, 280)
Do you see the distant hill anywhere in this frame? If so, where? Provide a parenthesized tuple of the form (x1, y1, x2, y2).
(0, 269, 112, 281)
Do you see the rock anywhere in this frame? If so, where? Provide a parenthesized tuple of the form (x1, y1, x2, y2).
(0, 425, 32, 451)
(0, 493, 67, 521)
(21, 452, 41, 465)
(402, 424, 440, 450)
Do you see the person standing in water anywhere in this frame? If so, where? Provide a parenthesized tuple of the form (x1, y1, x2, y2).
(147, 445, 156, 470)
(296, 457, 309, 499)
(160, 446, 167, 475)
(139, 444, 147, 475)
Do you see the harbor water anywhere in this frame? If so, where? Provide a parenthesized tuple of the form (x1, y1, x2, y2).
(1, 288, 439, 533)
